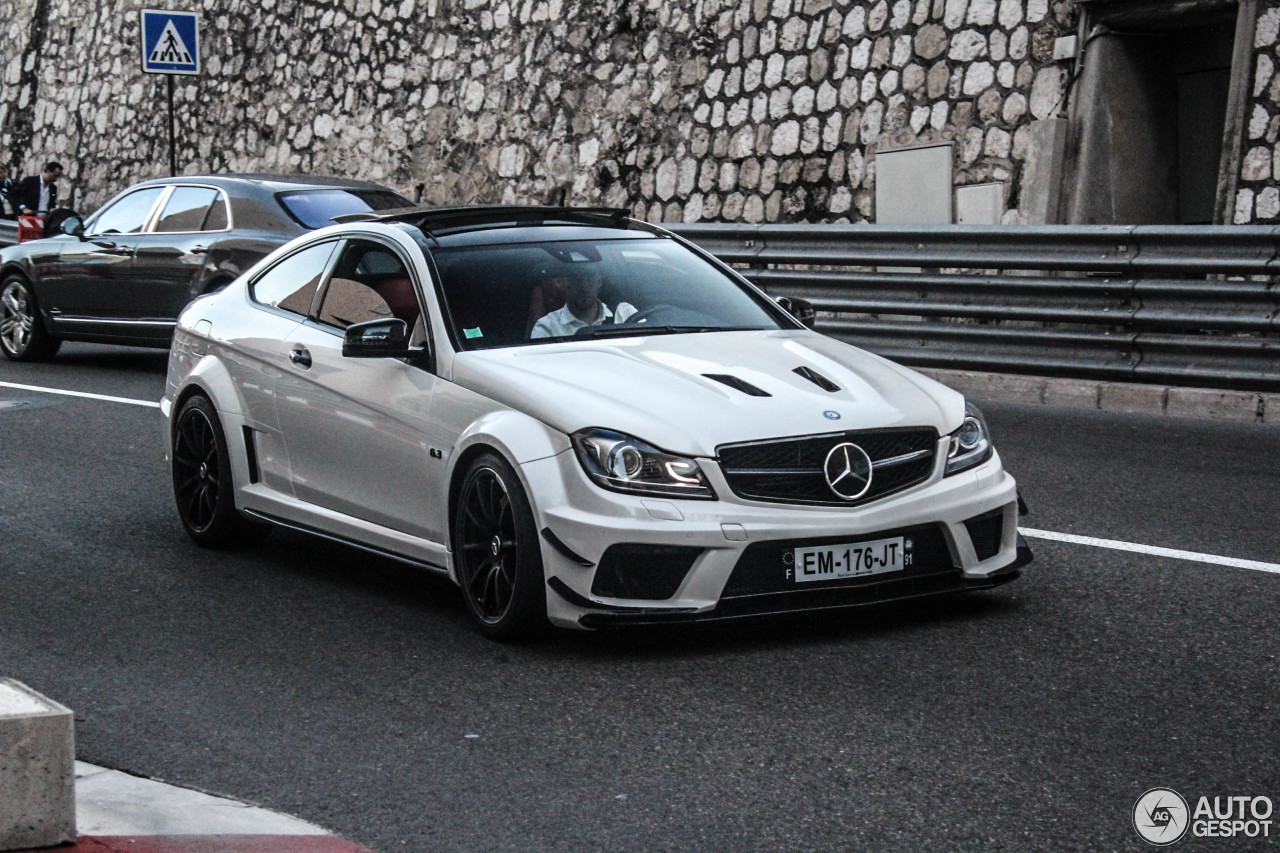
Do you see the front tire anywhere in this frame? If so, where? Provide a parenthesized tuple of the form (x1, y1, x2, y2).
(171, 394, 270, 548)
(0, 275, 60, 361)
(452, 452, 549, 640)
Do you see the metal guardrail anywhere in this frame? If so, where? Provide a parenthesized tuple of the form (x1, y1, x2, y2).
(3, 217, 1276, 389)
(669, 224, 1280, 392)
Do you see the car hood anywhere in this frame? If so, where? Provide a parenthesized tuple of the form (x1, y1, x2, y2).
(449, 330, 965, 457)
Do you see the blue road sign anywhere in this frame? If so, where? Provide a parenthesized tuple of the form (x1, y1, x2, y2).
(140, 10, 200, 75)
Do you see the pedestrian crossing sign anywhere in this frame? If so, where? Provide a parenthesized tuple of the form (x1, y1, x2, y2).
(140, 10, 200, 75)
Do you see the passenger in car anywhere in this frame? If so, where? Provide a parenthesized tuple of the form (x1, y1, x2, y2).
(529, 265, 636, 338)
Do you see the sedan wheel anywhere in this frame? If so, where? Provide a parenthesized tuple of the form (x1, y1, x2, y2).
(453, 453, 548, 639)
(172, 394, 269, 547)
(0, 276, 60, 361)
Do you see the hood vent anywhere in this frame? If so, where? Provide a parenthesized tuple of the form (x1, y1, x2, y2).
(793, 366, 840, 392)
(703, 374, 771, 397)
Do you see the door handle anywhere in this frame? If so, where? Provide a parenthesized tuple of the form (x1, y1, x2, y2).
(94, 242, 134, 256)
(190, 245, 208, 255)
(288, 346, 312, 368)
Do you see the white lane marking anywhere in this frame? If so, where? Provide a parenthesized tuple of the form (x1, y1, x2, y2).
(0, 380, 160, 409)
(1020, 527, 1280, 575)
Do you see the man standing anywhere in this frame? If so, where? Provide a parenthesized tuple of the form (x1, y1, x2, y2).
(16, 161, 64, 216)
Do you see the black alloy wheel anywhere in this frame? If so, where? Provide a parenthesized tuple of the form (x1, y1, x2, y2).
(453, 452, 548, 639)
(0, 275, 60, 361)
(171, 394, 269, 547)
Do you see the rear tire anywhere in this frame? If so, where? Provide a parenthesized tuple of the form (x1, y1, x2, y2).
(172, 394, 271, 548)
(452, 452, 549, 640)
(0, 275, 60, 362)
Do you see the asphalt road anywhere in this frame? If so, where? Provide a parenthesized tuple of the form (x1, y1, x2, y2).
(2, 343, 1277, 851)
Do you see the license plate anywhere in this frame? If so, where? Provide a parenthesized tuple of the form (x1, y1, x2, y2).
(792, 536, 908, 583)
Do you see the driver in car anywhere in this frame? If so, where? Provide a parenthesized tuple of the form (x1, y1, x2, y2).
(530, 265, 637, 338)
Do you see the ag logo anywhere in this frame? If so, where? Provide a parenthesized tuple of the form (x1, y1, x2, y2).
(1133, 788, 1189, 845)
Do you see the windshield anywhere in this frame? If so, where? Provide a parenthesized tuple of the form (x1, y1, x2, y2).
(432, 237, 787, 350)
(277, 189, 412, 229)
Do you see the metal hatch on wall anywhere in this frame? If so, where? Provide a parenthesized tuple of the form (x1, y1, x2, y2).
(1063, 0, 1256, 224)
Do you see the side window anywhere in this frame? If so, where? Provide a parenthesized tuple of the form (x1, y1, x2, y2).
(249, 242, 338, 316)
(154, 187, 221, 232)
(88, 188, 166, 235)
(202, 193, 230, 230)
(315, 241, 424, 344)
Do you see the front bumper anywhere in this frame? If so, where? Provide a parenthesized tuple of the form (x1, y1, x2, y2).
(521, 442, 1030, 630)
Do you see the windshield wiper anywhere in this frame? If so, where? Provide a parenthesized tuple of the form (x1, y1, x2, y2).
(574, 325, 762, 339)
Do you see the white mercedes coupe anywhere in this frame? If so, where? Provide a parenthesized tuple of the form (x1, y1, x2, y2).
(162, 206, 1031, 638)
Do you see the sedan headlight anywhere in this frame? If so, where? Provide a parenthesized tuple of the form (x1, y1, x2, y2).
(944, 402, 994, 476)
(572, 428, 716, 499)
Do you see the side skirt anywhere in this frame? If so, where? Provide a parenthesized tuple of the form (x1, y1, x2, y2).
(242, 509, 451, 577)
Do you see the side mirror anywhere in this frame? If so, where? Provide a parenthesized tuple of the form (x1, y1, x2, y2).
(342, 318, 409, 358)
(776, 295, 816, 329)
(43, 208, 82, 238)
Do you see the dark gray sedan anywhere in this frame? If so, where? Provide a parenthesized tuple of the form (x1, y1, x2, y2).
(0, 174, 411, 360)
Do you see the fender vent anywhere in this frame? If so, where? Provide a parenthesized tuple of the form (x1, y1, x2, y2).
(703, 374, 771, 397)
(793, 366, 840, 392)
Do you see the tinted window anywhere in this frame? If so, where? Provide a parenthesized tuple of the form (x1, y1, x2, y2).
(277, 189, 411, 229)
(154, 187, 221, 232)
(432, 237, 784, 350)
(250, 242, 338, 316)
(315, 241, 421, 335)
(90, 188, 166, 235)
(203, 196, 229, 230)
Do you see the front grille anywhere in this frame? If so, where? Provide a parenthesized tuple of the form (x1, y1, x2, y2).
(721, 523, 955, 598)
(717, 427, 938, 506)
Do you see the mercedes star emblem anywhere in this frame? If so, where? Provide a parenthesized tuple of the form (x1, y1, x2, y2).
(823, 442, 873, 500)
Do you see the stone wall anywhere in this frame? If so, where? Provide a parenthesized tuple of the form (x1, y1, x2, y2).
(1237, 2, 1280, 222)
(1, 0, 44, 170)
(0, 0, 1272, 224)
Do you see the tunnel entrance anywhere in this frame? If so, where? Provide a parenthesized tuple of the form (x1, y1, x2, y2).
(1065, 0, 1242, 224)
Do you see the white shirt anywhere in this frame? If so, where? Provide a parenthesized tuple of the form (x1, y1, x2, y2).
(530, 301, 637, 339)
(38, 180, 52, 214)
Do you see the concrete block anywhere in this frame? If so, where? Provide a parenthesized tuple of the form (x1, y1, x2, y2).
(0, 680, 76, 851)
(1262, 395, 1280, 424)
(1165, 388, 1261, 423)
(1042, 377, 1100, 409)
(1098, 382, 1167, 415)
(964, 371, 1045, 404)
(919, 368, 1045, 404)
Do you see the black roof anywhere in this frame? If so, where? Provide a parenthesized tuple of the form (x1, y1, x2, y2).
(332, 205, 637, 236)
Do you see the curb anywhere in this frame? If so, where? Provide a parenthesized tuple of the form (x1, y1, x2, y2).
(8, 763, 378, 853)
(920, 368, 1279, 425)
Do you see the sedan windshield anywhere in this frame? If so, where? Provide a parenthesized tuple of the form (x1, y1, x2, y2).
(277, 189, 412, 228)
(432, 237, 787, 350)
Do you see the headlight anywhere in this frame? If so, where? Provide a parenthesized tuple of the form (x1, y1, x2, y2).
(571, 428, 716, 499)
(944, 402, 993, 476)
